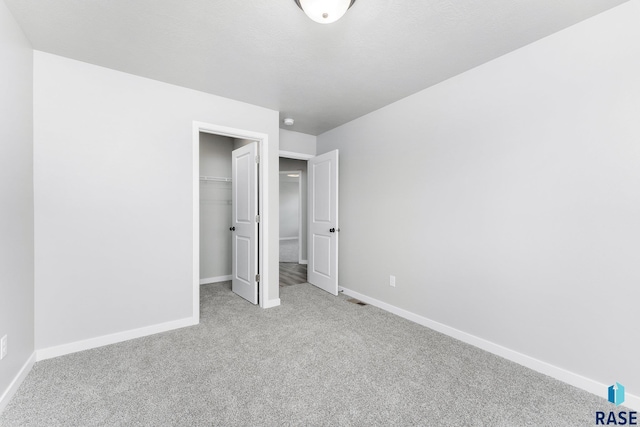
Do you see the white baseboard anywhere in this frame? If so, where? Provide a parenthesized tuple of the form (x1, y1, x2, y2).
(36, 316, 198, 362)
(0, 352, 35, 414)
(263, 298, 281, 309)
(626, 392, 640, 412)
(299, 260, 308, 265)
(200, 275, 232, 285)
(338, 286, 640, 411)
(279, 237, 298, 241)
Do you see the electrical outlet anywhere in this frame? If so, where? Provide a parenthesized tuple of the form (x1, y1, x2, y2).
(390, 275, 396, 287)
(0, 335, 7, 360)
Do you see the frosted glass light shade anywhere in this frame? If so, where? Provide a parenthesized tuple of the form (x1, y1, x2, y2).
(296, 0, 356, 24)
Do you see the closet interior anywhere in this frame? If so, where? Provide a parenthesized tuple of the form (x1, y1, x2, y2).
(199, 133, 252, 286)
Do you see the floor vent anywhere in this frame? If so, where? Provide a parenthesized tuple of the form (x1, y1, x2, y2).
(347, 298, 367, 306)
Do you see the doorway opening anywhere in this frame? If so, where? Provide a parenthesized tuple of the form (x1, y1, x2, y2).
(279, 163, 307, 287)
(199, 133, 237, 287)
(278, 149, 339, 294)
(279, 170, 301, 263)
(193, 122, 274, 320)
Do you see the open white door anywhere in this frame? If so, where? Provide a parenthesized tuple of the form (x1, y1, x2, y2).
(308, 150, 339, 295)
(231, 142, 259, 304)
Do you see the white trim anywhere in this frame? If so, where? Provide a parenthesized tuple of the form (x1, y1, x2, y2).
(193, 122, 272, 310)
(263, 298, 281, 309)
(200, 275, 232, 285)
(36, 317, 197, 362)
(338, 286, 640, 412)
(627, 394, 640, 412)
(297, 170, 304, 265)
(279, 237, 298, 241)
(192, 123, 201, 321)
(260, 133, 271, 309)
(0, 353, 35, 414)
(300, 260, 308, 265)
(279, 150, 314, 160)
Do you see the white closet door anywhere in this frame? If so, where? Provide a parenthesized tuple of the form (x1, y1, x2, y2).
(231, 142, 258, 304)
(307, 150, 339, 295)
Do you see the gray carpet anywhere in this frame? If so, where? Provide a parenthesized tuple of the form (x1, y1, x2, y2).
(279, 239, 298, 262)
(0, 282, 627, 426)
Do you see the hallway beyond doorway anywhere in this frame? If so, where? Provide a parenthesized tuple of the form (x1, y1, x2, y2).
(279, 263, 307, 287)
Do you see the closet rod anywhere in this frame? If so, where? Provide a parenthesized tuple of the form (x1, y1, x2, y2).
(199, 176, 232, 182)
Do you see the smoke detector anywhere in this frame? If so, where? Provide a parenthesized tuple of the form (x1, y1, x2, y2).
(283, 118, 295, 126)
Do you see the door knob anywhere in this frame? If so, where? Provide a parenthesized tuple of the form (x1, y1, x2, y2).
(329, 228, 335, 233)
(230, 227, 236, 231)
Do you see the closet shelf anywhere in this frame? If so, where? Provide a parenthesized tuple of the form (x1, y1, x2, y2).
(200, 176, 232, 182)
(201, 200, 232, 205)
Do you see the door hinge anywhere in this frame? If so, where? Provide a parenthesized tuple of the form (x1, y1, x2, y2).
(255, 274, 260, 282)
(255, 155, 260, 164)
(256, 214, 260, 223)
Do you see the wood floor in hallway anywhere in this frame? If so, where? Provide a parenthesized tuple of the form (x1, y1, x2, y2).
(279, 262, 307, 287)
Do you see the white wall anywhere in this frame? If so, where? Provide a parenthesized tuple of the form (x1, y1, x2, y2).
(34, 52, 280, 352)
(279, 158, 308, 261)
(233, 139, 254, 150)
(318, 0, 640, 400)
(0, 1, 34, 411)
(199, 134, 233, 282)
(280, 129, 316, 156)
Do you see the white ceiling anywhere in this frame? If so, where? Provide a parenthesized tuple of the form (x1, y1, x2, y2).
(4, 0, 628, 135)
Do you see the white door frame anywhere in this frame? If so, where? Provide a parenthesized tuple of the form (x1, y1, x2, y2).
(279, 150, 315, 161)
(193, 121, 271, 317)
(279, 170, 303, 263)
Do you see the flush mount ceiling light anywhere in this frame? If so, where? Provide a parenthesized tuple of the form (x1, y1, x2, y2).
(287, 174, 300, 178)
(294, 0, 357, 24)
